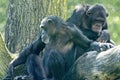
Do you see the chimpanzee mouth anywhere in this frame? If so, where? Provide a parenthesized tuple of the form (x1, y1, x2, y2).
(41, 29, 50, 44)
(92, 22, 103, 33)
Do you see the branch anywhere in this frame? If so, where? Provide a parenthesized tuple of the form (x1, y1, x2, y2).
(63, 45, 120, 80)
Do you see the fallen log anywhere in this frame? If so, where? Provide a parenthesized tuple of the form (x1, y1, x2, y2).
(63, 45, 120, 80)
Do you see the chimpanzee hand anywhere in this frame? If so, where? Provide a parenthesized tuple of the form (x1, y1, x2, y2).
(96, 30, 110, 43)
(89, 41, 101, 52)
(88, 41, 114, 52)
(99, 43, 114, 51)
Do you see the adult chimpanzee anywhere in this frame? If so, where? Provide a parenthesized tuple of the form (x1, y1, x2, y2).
(40, 15, 94, 80)
(66, 4, 114, 44)
(40, 15, 114, 80)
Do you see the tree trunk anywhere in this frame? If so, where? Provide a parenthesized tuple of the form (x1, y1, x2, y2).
(5, 0, 67, 53)
(63, 46, 120, 80)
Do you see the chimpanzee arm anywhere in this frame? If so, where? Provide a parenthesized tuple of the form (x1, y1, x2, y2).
(67, 25, 93, 48)
(30, 34, 46, 55)
(11, 34, 45, 67)
(4, 34, 45, 79)
(67, 26, 112, 52)
(6, 46, 32, 77)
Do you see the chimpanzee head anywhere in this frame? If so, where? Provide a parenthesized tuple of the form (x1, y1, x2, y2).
(40, 15, 65, 43)
(41, 16, 56, 34)
(67, 4, 108, 34)
(86, 4, 108, 33)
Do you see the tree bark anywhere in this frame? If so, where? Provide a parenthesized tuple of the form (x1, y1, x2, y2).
(63, 46, 120, 80)
(0, 33, 12, 79)
(5, 0, 67, 53)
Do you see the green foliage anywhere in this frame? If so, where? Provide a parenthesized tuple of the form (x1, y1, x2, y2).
(67, 0, 120, 44)
(0, 0, 8, 33)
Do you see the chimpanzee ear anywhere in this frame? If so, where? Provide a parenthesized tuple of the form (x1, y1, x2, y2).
(47, 19, 55, 26)
(86, 10, 92, 16)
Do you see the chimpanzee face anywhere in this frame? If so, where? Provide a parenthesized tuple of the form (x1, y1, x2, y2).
(40, 16, 57, 43)
(86, 4, 108, 33)
(40, 17, 56, 37)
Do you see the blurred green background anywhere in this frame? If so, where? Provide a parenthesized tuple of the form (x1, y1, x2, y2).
(0, 0, 120, 44)
(0, 0, 8, 34)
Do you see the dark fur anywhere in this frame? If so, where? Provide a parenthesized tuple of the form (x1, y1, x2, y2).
(41, 15, 94, 80)
(66, 4, 110, 42)
(3, 35, 46, 80)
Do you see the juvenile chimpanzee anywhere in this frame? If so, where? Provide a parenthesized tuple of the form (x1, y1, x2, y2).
(66, 4, 114, 44)
(40, 15, 114, 80)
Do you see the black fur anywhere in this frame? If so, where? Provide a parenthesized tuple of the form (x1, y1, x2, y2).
(66, 4, 110, 42)
(3, 35, 46, 80)
(40, 15, 95, 80)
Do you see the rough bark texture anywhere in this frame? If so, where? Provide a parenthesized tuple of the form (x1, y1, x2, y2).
(5, 0, 67, 53)
(0, 33, 12, 79)
(0, 33, 29, 79)
(63, 46, 120, 80)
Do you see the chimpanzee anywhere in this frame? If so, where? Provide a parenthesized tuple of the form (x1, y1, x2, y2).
(40, 15, 114, 80)
(3, 15, 113, 80)
(66, 4, 114, 44)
